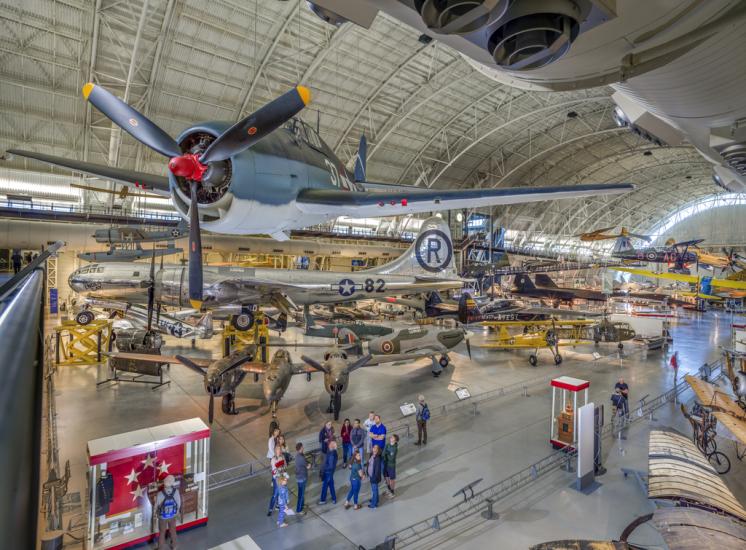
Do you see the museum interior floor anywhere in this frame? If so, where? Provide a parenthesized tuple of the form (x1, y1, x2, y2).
(51, 310, 746, 549)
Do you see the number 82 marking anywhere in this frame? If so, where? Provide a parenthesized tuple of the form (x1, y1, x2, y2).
(364, 278, 385, 292)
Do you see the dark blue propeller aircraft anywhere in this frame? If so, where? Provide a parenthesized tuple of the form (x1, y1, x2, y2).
(6, 82, 633, 309)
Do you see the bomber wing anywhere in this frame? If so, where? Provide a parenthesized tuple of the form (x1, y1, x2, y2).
(296, 183, 633, 218)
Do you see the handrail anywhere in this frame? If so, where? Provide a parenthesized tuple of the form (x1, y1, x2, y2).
(0, 268, 47, 550)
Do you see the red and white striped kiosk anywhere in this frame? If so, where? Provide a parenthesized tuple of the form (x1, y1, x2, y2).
(550, 376, 589, 449)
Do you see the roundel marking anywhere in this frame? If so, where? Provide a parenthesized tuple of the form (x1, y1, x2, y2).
(128, 117, 139, 127)
(646, 252, 657, 261)
(248, 126, 257, 136)
(338, 278, 355, 296)
(381, 340, 394, 354)
(414, 229, 452, 273)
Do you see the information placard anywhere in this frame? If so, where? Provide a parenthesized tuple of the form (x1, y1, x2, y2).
(455, 387, 471, 400)
(400, 403, 417, 416)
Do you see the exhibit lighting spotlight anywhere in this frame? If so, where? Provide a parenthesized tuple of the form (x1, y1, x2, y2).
(456, 212, 463, 222)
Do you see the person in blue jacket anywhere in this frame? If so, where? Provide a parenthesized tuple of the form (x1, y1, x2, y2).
(367, 445, 382, 509)
(319, 440, 338, 504)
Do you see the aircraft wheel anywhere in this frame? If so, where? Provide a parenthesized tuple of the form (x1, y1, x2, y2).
(222, 394, 236, 414)
(432, 370, 442, 377)
(76, 310, 95, 325)
(439, 356, 449, 368)
(528, 354, 538, 367)
(231, 312, 254, 331)
(617, 342, 624, 350)
(554, 354, 563, 366)
(333, 392, 342, 421)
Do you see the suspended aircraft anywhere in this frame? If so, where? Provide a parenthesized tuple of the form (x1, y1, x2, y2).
(6, 81, 632, 310)
(612, 267, 746, 300)
(93, 222, 188, 245)
(691, 246, 746, 273)
(67, 217, 466, 330)
(510, 274, 609, 306)
(78, 242, 182, 263)
(576, 226, 651, 242)
(612, 235, 702, 274)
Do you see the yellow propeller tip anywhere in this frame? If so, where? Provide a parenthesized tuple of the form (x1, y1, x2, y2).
(82, 82, 95, 100)
(296, 85, 311, 106)
(190, 299, 203, 310)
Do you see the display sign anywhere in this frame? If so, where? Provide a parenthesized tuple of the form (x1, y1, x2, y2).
(49, 288, 58, 314)
(455, 387, 471, 400)
(592, 352, 602, 360)
(399, 403, 416, 416)
(576, 402, 595, 491)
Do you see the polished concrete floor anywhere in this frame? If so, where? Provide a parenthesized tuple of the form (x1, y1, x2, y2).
(51, 310, 746, 549)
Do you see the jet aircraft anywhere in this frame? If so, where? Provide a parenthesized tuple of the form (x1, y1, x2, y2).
(6, 81, 632, 309)
(511, 274, 609, 306)
(68, 217, 465, 330)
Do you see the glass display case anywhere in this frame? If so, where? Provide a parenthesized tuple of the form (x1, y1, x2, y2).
(87, 418, 209, 549)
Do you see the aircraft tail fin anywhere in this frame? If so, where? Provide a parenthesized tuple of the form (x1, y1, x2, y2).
(457, 292, 480, 324)
(365, 216, 458, 279)
(424, 291, 443, 317)
(354, 134, 367, 183)
(535, 274, 558, 288)
(196, 311, 214, 339)
(613, 235, 634, 254)
(514, 274, 535, 292)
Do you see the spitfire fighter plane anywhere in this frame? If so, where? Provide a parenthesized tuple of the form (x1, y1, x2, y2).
(6, 81, 632, 310)
(68, 217, 465, 330)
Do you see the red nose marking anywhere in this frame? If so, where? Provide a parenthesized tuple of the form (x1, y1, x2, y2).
(168, 154, 208, 182)
(401, 198, 408, 206)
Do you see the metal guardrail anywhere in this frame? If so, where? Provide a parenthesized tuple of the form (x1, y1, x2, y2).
(384, 359, 725, 548)
(0, 268, 47, 550)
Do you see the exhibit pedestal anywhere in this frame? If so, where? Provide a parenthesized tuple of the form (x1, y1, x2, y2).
(86, 418, 210, 549)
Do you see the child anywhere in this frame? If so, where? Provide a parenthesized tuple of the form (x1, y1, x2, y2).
(276, 474, 291, 528)
(344, 450, 365, 510)
(383, 434, 399, 497)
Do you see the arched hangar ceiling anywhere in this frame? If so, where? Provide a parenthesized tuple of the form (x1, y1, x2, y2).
(0, 0, 720, 237)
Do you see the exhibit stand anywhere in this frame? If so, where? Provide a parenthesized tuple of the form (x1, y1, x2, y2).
(87, 418, 210, 549)
(550, 376, 589, 449)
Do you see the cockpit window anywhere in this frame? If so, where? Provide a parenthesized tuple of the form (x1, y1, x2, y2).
(133, 271, 140, 277)
(300, 121, 324, 151)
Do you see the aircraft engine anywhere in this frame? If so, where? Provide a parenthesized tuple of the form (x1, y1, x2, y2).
(306, 2, 351, 26)
(414, 0, 509, 35)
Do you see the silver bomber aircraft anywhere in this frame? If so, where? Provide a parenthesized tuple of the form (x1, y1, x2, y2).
(6, 81, 632, 308)
(68, 217, 465, 329)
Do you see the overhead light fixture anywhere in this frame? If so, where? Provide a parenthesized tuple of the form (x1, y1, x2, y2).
(613, 106, 628, 127)
(456, 212, 463, 222)
(643, 150, 653, 156)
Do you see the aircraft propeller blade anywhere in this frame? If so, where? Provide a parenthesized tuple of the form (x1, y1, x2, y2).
(465, 337, 472, 360)
(199, 86, 311, 163)
(208, 392, 215, 424)
(174, 355, 208, 375)
(146, 246, 156, 332)
(188, 181, 203, 309)
(348, 354, 373, 372)
(82, 83, 181, 158)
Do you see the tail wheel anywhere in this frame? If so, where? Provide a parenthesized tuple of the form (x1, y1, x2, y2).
(554, 354, 563, 366)
(333, 392, 342, 421)
(231, 312, 254, 331)
(528, 354, 538, 367)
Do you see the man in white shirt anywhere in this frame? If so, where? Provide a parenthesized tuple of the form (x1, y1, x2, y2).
(363, 411, 375, 459)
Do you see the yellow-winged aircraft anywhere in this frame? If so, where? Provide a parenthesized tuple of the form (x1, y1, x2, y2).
(612, 267, 746, 299)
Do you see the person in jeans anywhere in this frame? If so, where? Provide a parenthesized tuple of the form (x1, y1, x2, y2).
(350, 418, 366, 463)
(319, 440, 338, 504)
(367, 445, 382, 508)
(267, 446, 286, 516)
(415, 395, 430, 446)
(155, 475, 180, 549)
(340, 418, 353, 468)
(294, 442, 310, 515)
(383, 434, 399, 497)
(344, 450, 365, 510)
(614, 378, 629, 418)
(276, 475, 290, 528)
(267, 426, 281, 460)
(318, 420, 335, 479)
(363, 411, 375, 457)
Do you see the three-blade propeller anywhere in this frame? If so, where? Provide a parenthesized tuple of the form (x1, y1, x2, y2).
(82, 82, 311, 310)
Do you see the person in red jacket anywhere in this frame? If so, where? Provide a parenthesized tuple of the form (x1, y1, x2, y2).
(340, 418, 352, 468)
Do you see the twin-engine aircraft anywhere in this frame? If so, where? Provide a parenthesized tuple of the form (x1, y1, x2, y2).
(7, 81, 632, 309)
(68, 217, 464, 329)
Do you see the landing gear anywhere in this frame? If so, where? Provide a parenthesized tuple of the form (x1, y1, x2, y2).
(554, 354, 563, 366)
(231, 311, 255, 331)
(221, 393, 237, 415)
(270, 400, 278, 419)
(617, 342, 624, 350)
(327, 391, 342, 420)
(529, 354, 538, 367)
(76, 310, 95, 325)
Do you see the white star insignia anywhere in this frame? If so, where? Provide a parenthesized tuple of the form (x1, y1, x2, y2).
(125, 468, 139, 485)
(130, 484, 145, 501)
(141, 454, 156, 469)
(340, 280, 354, 295)
(157, 461, 171, 475)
